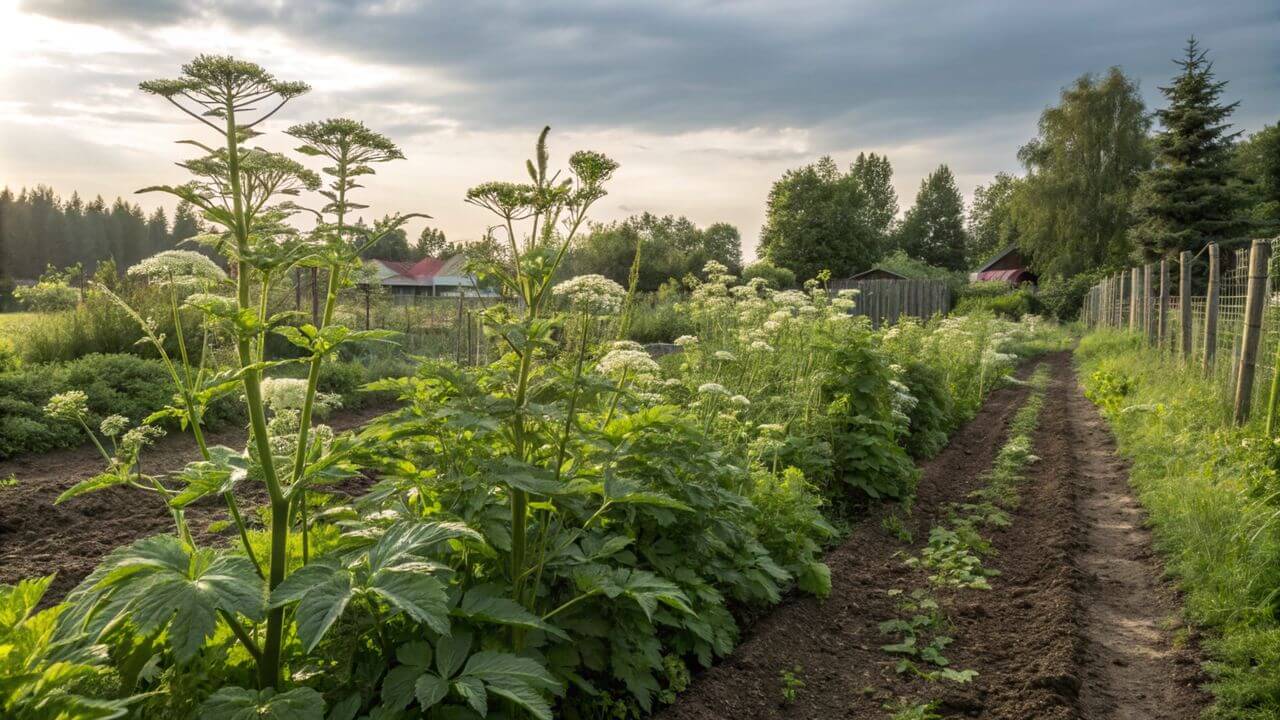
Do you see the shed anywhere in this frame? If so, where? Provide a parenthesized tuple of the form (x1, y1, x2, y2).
(847, 267, 908, 281)
(969, 245, 1037, 285)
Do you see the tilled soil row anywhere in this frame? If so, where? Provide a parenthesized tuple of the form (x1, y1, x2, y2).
(0, 405, 387, 600)
(659, 361, 1040, 720)
(661, 352, 1208, 719)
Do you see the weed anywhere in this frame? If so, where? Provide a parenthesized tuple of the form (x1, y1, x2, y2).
(779, 665, 805, 704)
(884, 698, 943, 720)
(0, 474, 15, 489)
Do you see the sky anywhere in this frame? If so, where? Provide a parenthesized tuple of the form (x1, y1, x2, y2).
(0, 0, 1276, 260)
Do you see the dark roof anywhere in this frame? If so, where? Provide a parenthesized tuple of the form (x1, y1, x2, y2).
(974, 244, 1022, 274)
(976, 269, 1036, 283)
(849, 267, 908, 280)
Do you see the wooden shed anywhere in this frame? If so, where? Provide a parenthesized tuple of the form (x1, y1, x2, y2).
(969, 245, 1037, 285)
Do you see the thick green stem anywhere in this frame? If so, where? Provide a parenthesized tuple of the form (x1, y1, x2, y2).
(222, 96, 285, 690)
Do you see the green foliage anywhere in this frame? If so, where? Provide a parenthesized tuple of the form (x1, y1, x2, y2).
(1035, 270, 1103, 321)
(0, 185, 204, 282)
(759, 156, 881, 282)
(851, 152, 899, 251)
(13, 268, 79, 312)
(1077, 330, 1280, 717)
(893, 165, 967, 271)
(1131, 39, 1246, 258)
(897, 361, 955, 459)
(1233, 122, 1280, 237)
(564, 213, 742, 292)
(966, 173, 1020, 267)
(740, 260, 796, 289)
(953, 282, 1039, 320)
(778, 665, 805, 704)
(1013, 67, 1151, 275)
(623, 294, 696, 344)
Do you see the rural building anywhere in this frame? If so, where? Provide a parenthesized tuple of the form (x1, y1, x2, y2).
(845, 267, 908, 281)
(969, 245, 1038, 285)
(363, 255, 495, 301)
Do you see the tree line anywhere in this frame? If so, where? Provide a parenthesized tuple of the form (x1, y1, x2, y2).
(0, 187, 205, 281)
(759, 38, 1280, 286)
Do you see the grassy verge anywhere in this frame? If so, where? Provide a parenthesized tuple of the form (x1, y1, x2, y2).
(1076, 330, 1280, 719)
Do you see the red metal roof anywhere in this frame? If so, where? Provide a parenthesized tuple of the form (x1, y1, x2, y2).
(976, 269, 1035, 283)
(407, 257, 445, 278)
(375, 257, 446, 279)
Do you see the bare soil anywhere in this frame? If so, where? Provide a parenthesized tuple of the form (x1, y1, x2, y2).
(660, 352, 1208, 719)
(0, 405, 387, 601)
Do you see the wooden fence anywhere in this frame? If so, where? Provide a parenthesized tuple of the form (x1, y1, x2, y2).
(829, 278, 951, 328)
(1083, 238, 1280, 423)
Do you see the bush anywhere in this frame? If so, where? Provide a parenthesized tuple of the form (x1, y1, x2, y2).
(1037, 270, 1103, 321)
(898, 360, 956, 459)
(954, 282, 1040, 319)
(0, 354, 176, 458)
(742, 260, 796, 289)
(626, 294, 696, 343)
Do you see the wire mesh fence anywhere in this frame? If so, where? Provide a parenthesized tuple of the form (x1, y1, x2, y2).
(1083, 239, 1280, 423)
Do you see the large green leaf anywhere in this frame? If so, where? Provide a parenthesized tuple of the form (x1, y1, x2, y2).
(73, 536, 263, 662)
(293, 572, 354, 653)
(571, 566, 694, 622)
(454, 588, 568, 640)
(460, 651, 561, 720)
(366, 521, 481, 573)
(55, 471, 131, 505)
(170, 446, 248, 509)
(366, 569, 449, 635)
(199, 686, 325, 720)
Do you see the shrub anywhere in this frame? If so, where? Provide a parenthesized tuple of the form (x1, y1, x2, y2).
(626, 294, 695, 343)
(897, 360, 955, 459)
(1037, 270, 1103, 321)
(742, 260, 797, 289)
(954, 282, 1039, 319)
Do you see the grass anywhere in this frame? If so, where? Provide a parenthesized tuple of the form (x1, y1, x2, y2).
(1077, 330, 1280, 719)
(0, 312, 38, 335)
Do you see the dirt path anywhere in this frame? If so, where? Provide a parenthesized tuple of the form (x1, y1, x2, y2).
(0, 405, 387, 600)
(661, 352, 1208, 719)
(1069, 374, 1206, 719)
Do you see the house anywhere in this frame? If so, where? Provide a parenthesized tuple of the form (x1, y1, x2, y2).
(969, 245, 1038, 285)
(846, 267, 908, 281)
(363, 255, 496, 301)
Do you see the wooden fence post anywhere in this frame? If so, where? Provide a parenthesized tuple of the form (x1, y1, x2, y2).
(1203, 243, 1219, 371)
(1234, 239, 1270, 423)
(1129, 267, 1139, 331)
(1158, 259, 1170, 347)
(1180, 250, 1193, 359)
(1143, 264, 1155, 344)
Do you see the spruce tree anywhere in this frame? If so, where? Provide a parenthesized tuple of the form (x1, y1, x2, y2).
(1132, 38, 1245, 258)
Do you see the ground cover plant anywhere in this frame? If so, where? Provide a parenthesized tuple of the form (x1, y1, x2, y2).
(1078, 331, 1280, 719)
(0, 55, 1067, 720)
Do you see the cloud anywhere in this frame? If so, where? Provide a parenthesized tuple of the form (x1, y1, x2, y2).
(7, 0, 1280, 256)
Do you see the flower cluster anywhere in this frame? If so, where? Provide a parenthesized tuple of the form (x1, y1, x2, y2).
(597, 349, 660, 378)
(128, 250, 228, 287)
(45, 391, 89, 421)
(100, 415, 130, 437)
(553, 274, 626, 315)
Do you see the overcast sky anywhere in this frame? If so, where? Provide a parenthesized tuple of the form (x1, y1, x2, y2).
(1, 0, 1276, 258)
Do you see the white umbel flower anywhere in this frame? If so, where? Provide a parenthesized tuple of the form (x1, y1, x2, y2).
(45, 390, 89, 421)
(697, 382, 730, 397)
(597, 349, 660, 377)
(552, 274, 626, 314)
(128, 250, 227, 286)
(674, 335, 699, 347)
(260, 377, 309, 411)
